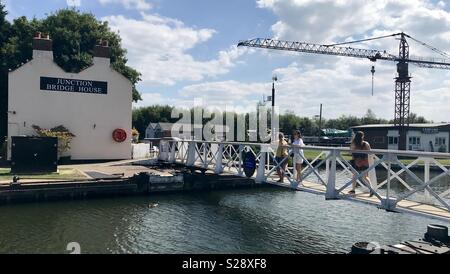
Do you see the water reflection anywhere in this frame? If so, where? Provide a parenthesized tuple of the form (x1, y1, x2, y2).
(0, 187, 448, 254)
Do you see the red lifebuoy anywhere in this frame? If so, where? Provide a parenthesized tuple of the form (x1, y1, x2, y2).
(112, 128, 127, 143)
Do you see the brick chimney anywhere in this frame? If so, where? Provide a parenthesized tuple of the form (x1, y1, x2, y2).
(93, 40, 111, 66)
(32, 32, 53, 60)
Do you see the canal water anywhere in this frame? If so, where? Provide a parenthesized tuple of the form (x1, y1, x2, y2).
(0, 184, 448, 254)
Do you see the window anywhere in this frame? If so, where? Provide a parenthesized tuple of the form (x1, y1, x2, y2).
(388, 136, 398, 145)
(409, 137, 421, 146)
(436, 137, 446, 146)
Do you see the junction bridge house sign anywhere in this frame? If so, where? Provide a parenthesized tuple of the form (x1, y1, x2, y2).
(40, 77, 108, 94)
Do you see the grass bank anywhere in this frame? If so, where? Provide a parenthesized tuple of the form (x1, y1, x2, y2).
(0, 168, 86, 181)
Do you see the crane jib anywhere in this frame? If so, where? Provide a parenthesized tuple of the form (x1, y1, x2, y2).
(237, 38, 450, 69)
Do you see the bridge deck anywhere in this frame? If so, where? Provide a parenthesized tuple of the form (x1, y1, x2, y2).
(171, 141, 450, 223)
(174, 159, 450, 222)
(265, 179, 450, 222)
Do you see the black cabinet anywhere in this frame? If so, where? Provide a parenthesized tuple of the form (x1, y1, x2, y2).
(11, 136, 58, 173)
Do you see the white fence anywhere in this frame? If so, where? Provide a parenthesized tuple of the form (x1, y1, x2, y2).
(159, 140, 450, 217)
(132, 143, 151, 159)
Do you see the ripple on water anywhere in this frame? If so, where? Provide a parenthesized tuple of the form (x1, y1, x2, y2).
(0, 187, 448, 254)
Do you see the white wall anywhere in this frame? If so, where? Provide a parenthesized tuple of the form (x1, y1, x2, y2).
(7, 49, 132, 160)
(387, 129, 399, 150)
(132, 143, 150, 159)
(406, 130, 448, 152)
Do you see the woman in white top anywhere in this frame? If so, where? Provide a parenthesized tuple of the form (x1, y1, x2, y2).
(291, 130, 305, 182)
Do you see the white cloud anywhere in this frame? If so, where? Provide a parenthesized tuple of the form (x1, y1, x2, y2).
(132, 79, 271, 114)
(261, 58, 450, 122)
(134, 81, 267, 113)
(99, 0, 152, 11)
(256, 0, 450, 53)
(248, 0, 450, 122)
(103, 13, 248, 86)
(133, 92, 166, 107)
(66, 0, 81, 7)
(2, 0, 13, 21)
(126, 0, 449, 122)
(179, 80, 267, 111)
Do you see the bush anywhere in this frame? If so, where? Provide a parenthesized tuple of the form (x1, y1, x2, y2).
(32, 125, 75, 156)
(132, 127, 140, 143)
(0, 140, 7, 163)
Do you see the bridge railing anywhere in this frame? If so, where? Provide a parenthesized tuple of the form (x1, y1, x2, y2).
(160, 140, 450, 213)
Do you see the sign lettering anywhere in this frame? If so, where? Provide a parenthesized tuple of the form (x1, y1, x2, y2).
(422, 128, 439, 134)
(40, 77, 107, 94)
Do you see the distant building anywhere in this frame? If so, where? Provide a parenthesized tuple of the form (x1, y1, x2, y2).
(351, 123, 450, 152)
(145, 123, 177, 139)
(145, 122, 229, 141)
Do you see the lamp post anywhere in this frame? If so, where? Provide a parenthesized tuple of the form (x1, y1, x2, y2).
(271, 75, 278, 142)
(314, 104, 323, 140)
(318, 103, 323, 136)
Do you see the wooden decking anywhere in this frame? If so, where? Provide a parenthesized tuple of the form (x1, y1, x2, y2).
(265, 178, 450, 222)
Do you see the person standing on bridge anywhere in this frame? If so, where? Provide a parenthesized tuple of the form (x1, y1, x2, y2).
(276, 132, 289, 183)
(291, 130, 305, 182)
(348, 131, 373, 196)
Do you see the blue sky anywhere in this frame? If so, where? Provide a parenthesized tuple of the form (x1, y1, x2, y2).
(3, 0, 450, 122)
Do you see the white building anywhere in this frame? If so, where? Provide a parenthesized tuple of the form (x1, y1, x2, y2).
(7, 34, 132, 160)
(351, 123, 450, 152)
(145, 123, 176, 139)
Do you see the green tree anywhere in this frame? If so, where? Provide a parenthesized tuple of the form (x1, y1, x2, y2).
(0, 2, 10, 48)
(279, 111, 321, 137)
(365, 109, 376, 119)
(132, 105, 176, 138)
(0, 2, 11, 145)
(409, 113, 431, 124)
(131, 105, 435, 142)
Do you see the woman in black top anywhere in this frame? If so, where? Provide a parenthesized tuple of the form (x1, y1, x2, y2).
(348, 131, 373, 195)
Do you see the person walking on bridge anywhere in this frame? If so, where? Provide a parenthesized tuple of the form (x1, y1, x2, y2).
(276, 132, 289, 183)
(348, 131, 373, 196)
(291, 130, 305, 182)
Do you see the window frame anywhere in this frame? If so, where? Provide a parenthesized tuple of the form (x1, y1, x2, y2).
(388, 136, 398, 145)
(435, 137, 446, 146)
(408, 136, 421, 146)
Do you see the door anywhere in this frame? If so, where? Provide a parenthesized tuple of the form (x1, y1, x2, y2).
(7, 123, 20, 160)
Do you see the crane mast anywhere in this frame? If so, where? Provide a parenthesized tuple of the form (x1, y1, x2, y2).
(395, 33, 411, 150)
(238, 33, 450, 150)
